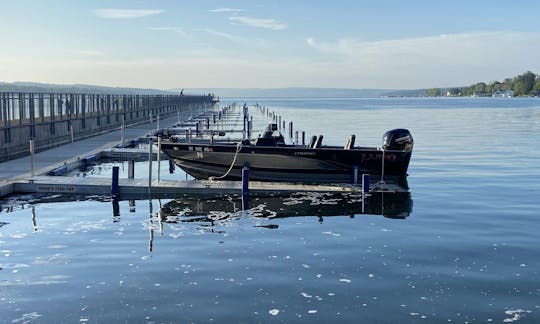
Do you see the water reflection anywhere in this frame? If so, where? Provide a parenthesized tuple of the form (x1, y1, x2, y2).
(159, 191, 413, 226)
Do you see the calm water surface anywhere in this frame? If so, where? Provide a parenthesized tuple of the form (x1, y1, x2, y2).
(1, 97, 540, 323)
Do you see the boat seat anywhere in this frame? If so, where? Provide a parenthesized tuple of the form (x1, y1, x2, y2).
(313, 135, 323, 148)
(344, 134, 356, 150)
(255, 137, 276, 146)
(307, 135, 317, 148)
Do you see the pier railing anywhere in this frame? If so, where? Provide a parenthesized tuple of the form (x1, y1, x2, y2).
(0, 92, 216, 162)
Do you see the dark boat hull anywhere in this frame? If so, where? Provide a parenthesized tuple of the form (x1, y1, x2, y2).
(161, 141, 412, 183)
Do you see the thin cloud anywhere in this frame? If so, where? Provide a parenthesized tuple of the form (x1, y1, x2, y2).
(93, 9, 163, 19)
(209, 8, 245, 13)
(197, 28, 236, 40)
(148, 27, 187, 36)
(229, 16, 287, 30)
(66, 49, 105, 57)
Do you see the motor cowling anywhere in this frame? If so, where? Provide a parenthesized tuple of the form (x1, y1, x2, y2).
(382, 129, 413, 151)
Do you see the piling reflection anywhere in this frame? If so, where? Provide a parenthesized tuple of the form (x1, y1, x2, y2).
(159, 191, 413, 226)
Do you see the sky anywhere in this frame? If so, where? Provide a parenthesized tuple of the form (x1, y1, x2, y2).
(1, 0, 540, 90)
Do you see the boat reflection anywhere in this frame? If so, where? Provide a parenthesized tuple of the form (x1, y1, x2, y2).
(159, 191, 413, 225)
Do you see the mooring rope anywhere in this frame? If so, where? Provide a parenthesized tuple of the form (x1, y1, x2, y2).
(208, 142, 243, 181)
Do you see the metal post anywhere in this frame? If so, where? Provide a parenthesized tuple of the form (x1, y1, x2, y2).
(29, 137, 35, 178)
(278, 116, 281, 129)
(295, 131, 299, 144)
(128, 160, 135, 179)
(302, 131, 305, 145)
(352, 165, 359, 186)
(111, 166, 120, 198)
(380, 149, 386, 184)
(120, 118, 125, 144)
(241, 165, 250, 210)
(157, 135, 161, 183)
(169, 159, 175, 174)
(156, 114, 160, 131)
(289, 121, 293, 139)
(148, 138, 153, 195)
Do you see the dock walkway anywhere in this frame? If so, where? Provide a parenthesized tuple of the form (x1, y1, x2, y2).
(0, 114, 178, 196)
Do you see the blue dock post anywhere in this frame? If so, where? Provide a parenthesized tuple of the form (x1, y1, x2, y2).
(241, 165, 250, 210)
(111, 166, 120, 198)
(302, 131, 305, 145)
(362, 174, 370, 194)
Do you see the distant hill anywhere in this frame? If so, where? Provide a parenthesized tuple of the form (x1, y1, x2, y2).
(0, 82, 174, 95)
(1, 82, 430, 98)
(182, 87, 425, 98)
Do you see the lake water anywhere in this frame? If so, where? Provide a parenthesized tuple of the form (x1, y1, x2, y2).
(1, 97, 540, 323)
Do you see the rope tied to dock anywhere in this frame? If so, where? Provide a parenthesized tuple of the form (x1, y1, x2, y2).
(209, 142, 243, 181)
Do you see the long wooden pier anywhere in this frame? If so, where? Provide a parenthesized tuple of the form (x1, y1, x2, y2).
(0, 91, 216, 162)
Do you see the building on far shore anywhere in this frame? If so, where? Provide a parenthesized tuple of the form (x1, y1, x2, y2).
(492, 89, 514, 98)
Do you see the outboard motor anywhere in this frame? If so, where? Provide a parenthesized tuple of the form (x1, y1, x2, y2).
(382, 129, 413, 151)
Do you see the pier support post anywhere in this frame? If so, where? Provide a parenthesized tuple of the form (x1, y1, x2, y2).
(120, 118, 125, 144)
(352, 165, 359, 186)
(362, 174, 370, 194)
(111, 166, 120, 198)
(289, 122, 293, 139)
(148, 138, 153, 195)
(169, 159, 175, 174)
(157, 135, 162, 183)
(302, 131, 305, 146)
(128, 160, 135, 179)
(241, 165, 250, 210)
(29, 137, 35, 178)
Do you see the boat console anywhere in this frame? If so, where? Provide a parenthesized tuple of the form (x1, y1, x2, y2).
(256, 123, 285, 146)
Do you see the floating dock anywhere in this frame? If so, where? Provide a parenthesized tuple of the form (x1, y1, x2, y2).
(10, 175, 405, 200)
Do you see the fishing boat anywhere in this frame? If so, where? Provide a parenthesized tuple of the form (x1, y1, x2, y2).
(160, 123, 413, 183)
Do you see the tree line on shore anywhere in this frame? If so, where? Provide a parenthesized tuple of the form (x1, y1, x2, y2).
(426, 71, 540, 97)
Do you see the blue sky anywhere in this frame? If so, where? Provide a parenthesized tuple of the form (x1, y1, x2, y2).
(1, 0, 540, 89)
